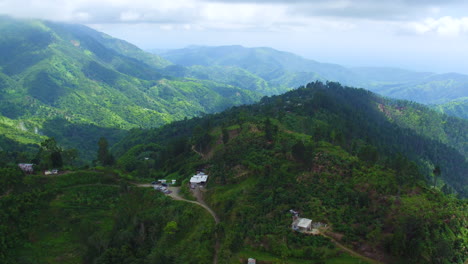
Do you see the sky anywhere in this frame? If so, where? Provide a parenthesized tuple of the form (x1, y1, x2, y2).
(2, 0, 468, 74)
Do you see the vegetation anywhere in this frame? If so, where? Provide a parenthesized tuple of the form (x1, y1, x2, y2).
(0, 17, 261, 162)
(0, 169, 215, 264)
(0, 16, 467, 264)
(159, 45, 468, 107)
(433, 97, 468, 120)
(111, 81, 467, 263)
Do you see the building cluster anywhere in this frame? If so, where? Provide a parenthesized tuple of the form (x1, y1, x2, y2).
(190, 171, 208, 188)
(152, 179, 176, 194)
(18, 163, 34, 174)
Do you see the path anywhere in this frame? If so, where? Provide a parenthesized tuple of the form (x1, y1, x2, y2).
(168, 186, 220, 223)
(134, 183, 220, 264)
(321, 232, 383, 264)
(191, 145, 205, 159)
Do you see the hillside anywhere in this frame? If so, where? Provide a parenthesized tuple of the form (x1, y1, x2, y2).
(158, 45, 468, 107)
(111, 81, 467, 263)
(0, 169, 216, 264)
(433, 97, 468, 120)
(0, 17, 261, 161)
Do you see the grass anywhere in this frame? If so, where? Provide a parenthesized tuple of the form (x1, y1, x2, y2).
(236, 248, 371, 264)
(17, 183, 118, 264)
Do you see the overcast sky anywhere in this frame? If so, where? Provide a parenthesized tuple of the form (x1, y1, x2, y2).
(2, 0, 468, 73)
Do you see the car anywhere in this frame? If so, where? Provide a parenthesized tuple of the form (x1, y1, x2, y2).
(151, 181, 157, 185)
(161, 183, 168, 187)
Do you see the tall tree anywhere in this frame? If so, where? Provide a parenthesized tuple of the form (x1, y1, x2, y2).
(37, 137, 63, 169)
(97, 137, 113, 166)
(433, 165, 441, 188)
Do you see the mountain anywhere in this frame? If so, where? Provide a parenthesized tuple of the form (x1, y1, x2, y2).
(433, 97, 468, 119)
(158, 45, 364, 89)
(2, 81, 465, 264)
(111, 81, 467, 263)
(0, 17, 261, 161)
(157, 45, 468, 108)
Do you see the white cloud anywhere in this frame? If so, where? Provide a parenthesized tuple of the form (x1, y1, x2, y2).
(406, 16, 468, 36)
(120, 11, 142, 22)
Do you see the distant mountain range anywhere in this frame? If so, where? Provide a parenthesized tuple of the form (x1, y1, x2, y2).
(155, 45, 468, 118)
(0, 16, 466, 162)
(0, 17, 260, 160)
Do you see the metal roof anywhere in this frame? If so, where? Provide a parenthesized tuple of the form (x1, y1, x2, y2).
(297, 218, 312, 228)
(190, 173, 208, 183)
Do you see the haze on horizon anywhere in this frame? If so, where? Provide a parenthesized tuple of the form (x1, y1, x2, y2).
(2, 0, 468, 74)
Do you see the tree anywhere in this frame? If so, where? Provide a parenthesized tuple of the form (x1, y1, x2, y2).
(163, 221, 178, 235)
(63, 148, 79, 167)
(37, 137, 63, 169)
(264, 118, 277, 141)
(291, 141, 306, 162)
(433, 165, 441, 188)
(222, 127, 229, 144)
(97, 137, 114, 166)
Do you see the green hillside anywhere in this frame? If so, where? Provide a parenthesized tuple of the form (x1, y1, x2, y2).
(0, 169, 216, 264)
(158, 46, 468, 107)
(433, 97, 468, 120)
(1, 81, 466, 264)
(111, 81, 467, 263)
(0, 17, 261, 161)
(159, 45, 363, 87)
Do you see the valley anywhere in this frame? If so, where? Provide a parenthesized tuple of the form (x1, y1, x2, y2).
(0, 16, 466, 264)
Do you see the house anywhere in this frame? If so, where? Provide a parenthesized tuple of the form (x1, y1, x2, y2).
(190, 172, 208, 185)
(44, 169, 59, 175)
(18, 163, 34, 174)
(297, 218, 312, 231)
(292, 217, 312, 232)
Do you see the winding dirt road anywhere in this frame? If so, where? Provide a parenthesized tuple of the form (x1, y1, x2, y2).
(134, 183, 220, 264)
(168, 186, 220, 224)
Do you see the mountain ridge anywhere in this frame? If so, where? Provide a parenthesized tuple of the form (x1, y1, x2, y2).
(157, 45, 468, 111)
(0, 17, 261, 161)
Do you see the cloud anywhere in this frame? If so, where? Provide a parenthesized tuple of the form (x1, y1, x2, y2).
(1, 0, 202, 24)
(404, 16, 468, 36)
(203, 0, 466, 21)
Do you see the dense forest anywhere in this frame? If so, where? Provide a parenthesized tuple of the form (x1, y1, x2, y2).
(0, 16, 261, 162)
(1, 81, 467, 263)
(0, 15, 467, 264)
(158, 46, 468, 112)
(110, 81, 467, 263)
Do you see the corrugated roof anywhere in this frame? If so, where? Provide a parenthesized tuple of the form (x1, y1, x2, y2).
(297, 218, 312, 228)
(190, 173, 208, 183)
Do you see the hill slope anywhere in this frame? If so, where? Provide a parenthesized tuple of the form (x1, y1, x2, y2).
(0, 17, 260, 160)
(433, 97, 468, 120)
(112, 81, 467, 263)
(158, 45, 468, 107)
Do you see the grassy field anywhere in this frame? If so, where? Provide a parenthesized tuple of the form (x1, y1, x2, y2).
(17, 184, 119, 263)
(236, 248, 371, 264)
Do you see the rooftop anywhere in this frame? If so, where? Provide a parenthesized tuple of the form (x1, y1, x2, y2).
(297, 218, 312, 228)
(190, 172, 208, 183)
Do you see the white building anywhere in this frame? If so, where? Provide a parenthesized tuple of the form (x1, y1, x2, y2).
(190, 172, 208, 185)
(293, 218, 312, 231)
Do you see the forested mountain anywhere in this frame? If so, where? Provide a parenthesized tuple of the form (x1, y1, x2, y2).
(433, 97, 468, 120)
(158, 45, 468, 112)
(2, 81, 465, 264)
(109, 81, 467, 263)
(0, 17, 260, 161)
